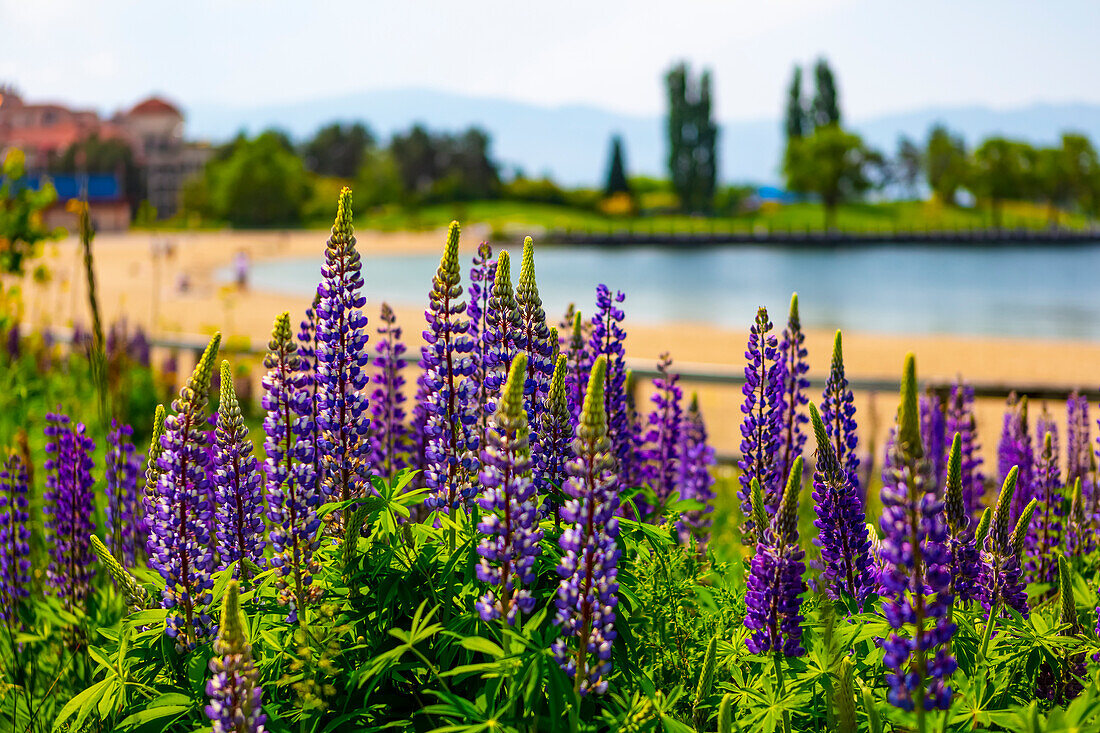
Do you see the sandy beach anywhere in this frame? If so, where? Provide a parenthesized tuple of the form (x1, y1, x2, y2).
(21, 227, 1100, 464)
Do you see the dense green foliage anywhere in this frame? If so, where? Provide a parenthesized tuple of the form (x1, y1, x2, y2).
(665, 62, 718, 214)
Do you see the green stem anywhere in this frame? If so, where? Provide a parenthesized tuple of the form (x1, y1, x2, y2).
(774, 654, 791, 733)
(979, 600, 1000, 660)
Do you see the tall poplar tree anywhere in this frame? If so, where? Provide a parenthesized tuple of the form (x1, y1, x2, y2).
(604, 135, 630, 197)
(785, 66, 808, 141)
(811, 58, 841, 129)
(665, 62, 719, 213)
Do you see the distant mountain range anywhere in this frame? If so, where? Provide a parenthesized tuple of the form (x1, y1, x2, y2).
(186, 88, 1100, 187)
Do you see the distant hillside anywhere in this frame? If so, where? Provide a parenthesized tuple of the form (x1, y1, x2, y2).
(186, 89, 1100, 187)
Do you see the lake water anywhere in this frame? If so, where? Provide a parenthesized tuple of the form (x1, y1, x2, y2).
(241, 243, 1100, 340)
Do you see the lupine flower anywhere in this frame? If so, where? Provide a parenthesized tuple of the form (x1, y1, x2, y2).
(587, 285, 632, 486)
(369, 303, 410, 479)
(206, 580, 266, 733)
(878, 354, 956, 714)
(43, 411, 98, 610)
(89, 534, 148, 613)
(677, 393, 717, 548)
(820, 331, 861, 504)
(564, 310, 590, 421)
(423, 222, 477, 511)
(1066, 392, 1092, 520)
(978, 468, 1029, 621)
(945, 380, 984, 519)
(774, 293, 809, 498)
(476, 354, 543, 624)
(315, 188, 371, 513)
(147, 334, 219, 650)
(943, 434, 981, 605)
(297, 291, 324, 505)
(1036, 556, 1085, 705)
(141, 405, 167, 541)
(0, 454, 31, 620)
(1035, 406, 1059, 462)
(920, 392, 948, 490)
(1026, 431, 1063, 584)
(1065, 478, 1089, 557)
(516, 237, 555, 427)
(484, 250, 522, 416)
(745, 457, 807, 656)
(213, 361, 265, 577)
(263, 313, 321, 623)
(552, 355, 621, 696)
(809, 402, 873, 610)
(408, 368, 432, 486)
(105, 420, 144, 566)
(535, 354, 572, 520)
(738, 306, 782, 544)
(998, 394, 1034, 527)
(641, 353, 683, 508)
(467, 241, 497, 443)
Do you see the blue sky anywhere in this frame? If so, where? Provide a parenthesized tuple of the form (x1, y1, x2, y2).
(1, 0, 1097, 121)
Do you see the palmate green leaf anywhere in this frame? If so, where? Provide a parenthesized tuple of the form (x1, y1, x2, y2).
(116, 705, 191, 730)
(458, 636, 505, 658)
(52, 677, 112, 732)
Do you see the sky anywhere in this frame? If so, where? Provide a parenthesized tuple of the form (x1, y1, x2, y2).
(2, 0, 1099, 123)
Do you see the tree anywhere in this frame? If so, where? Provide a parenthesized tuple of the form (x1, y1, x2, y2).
(893, 136, 923, 199)
(301, 122, 375, 178)
(811, 59, 841, 129)
(971, 137, 1037, 228)
(924, 125, 969, 206)
(783, 125, 879, 229)
(1058, 133, 1100, 216)
(389, 125, 500, 204)
(604, 135, 630, 197)
(1035, 145, 1072, 226)
(665, 62, 718, 213)
(200, 130, 313, 227)
(0, 149, 59, 275)
(49, 134, 144, 213)
(784, 66, 808, 141)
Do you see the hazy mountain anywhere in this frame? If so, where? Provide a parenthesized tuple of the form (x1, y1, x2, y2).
(186, 89, 1100, 187)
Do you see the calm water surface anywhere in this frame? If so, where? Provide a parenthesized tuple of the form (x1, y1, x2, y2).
(241, 243, 1100, 340)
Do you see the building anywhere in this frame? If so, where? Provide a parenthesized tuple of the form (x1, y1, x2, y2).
(4, 173, 131, 231)
(0, 87, 211, 219)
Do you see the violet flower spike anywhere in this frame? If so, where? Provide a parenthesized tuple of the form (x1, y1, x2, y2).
(535, 354, 572, 520)
(878, 355, 956, 715)
(820, 331, 861, 504)
(206, 580, 267, 733)
(587, 285, 632, 488)
(146, 333, 219, 650)
(516, 237, 555, 428)
(483, 249, 522, 418)
(315, 187, 371, 515)
(565, 310, 590, 422)
(920, 392, 948, 490)
(738, 306, 782, 544)
(213, 361, 265, 577)
(774, 293, 809, 499)
(977, 468, 1030, 625)
(676, 393, 717, 549)
(1026, 431, 1063, 584)
(0, 454, 31, 621)
(297, 289, 324, 504)
(422, 221, 478, 511)
(943, 434, 981, 605)
(106, 420, 144, 567)
(641, 353, 683, 508)
(476, 354, 544, 625)
(745, 457, 807, 656)
(945, 380, 984, 520)
(369, 303, 410, 479)
(552, 355, 621, 696)
(998, 394, 1034, 527)
(263, 313, 322, 624)
(809, 402, 873, 610)
(43, 411, 98, 611)
(467, 241, 497, 444)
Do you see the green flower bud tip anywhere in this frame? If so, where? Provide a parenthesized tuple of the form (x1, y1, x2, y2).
(788, 292, 800, 328)
(144, 403, 167, 496)
(775, 455, 803, 545)
(272, 311, 292, 345)
(518, 236, 539, 302)
(219, 361, 242, 424)
(693, 634, 718, 709)
(332, 187, 354, 242)
(750, 478, 767, 543)
(580, 355, 608, 437)
(1057, 555, 1077, 630)
(1010, 498, 1037, 561)
(897, 353, 923, 459)
(974, 507, 992, 546)
(836, 657, 857, 733)
(220, 579, 247, 647)
(90, 534, 147, 610)
(1070, 478, 1084, 523)
(436, 220, 462, 282)
(189, 331, 222, 395)
(992, 466, 1019, 548)
(808, 401, 839, 480)
(831, 330, 843, 367)
(498, 353, 529, 426)
(944, 432, 963, 530)
(571, 310, 582, 340)
(494, 250, 512, 293)
(547, 354, 568, 416)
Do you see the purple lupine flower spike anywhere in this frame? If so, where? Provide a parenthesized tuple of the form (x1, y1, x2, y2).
(263, 313, 321, 624)
(641, 353, 683, 509)
(738, 306, 782, 545)
(998, 394, 1034, 527)
(147, 333, 219, 650)
(422, 222, 477, 511)
(0, 453, 31, 620)
(552, 355, 620, 696)
(945, 379, 984, 519)
(369, 303, 410, 479)
(774, 293, 809, 498)
(206, 580, 266, 733)
(43, 411, 98, 610)
(745, 457, 807, 656)
(978, 468, 1030, 622)
(467, 241, 497, 444)
(676, 393, 717, 549)
(516, 237, 555, 428)
(920, 392, 948, 490)
(141, 405, 167, 544)
(316, 188, 371, 516)
(297, 289, 324, 508)
(106, 420, 144, 566)
(1025, 431, 1062, 584)
(564, 311, 590, 422)
(588, 285, 631, 491)
(809, 402, 873, 610)
(1066, 391, 1090, 501)
(213, 361, 265, 577)
(821, 331, 861, 505)
(484, 250, 522, 417)
(879, 355, 956, 715)
(535, 354, 572, 520)
(943, 434, 981, 605)
(476, 354, 544, 624)
(1035, 405, 1059, 462)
